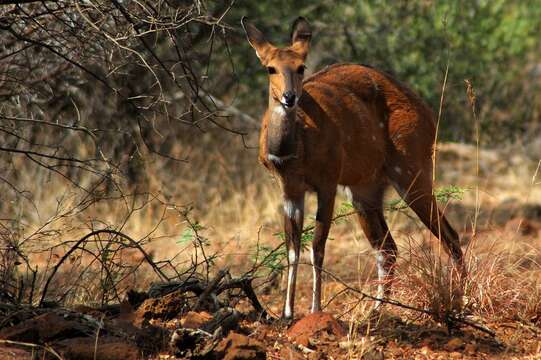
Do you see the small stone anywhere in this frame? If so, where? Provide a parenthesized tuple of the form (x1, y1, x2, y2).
(180, 311, 212, 329)
(464, 343, 477, 354)
(445, 337, 465, 351)
(363, 349, 384, 360)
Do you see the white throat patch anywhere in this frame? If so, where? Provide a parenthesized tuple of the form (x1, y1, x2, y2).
(272, 105, 286, 117)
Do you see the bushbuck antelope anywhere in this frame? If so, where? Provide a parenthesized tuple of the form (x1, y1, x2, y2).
(241, 17, 465, 320)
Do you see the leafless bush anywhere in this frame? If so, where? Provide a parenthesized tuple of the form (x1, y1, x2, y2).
(0, 0, 247, 305)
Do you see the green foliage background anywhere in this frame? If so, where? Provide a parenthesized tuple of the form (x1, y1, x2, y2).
(211, 0, 541, 143)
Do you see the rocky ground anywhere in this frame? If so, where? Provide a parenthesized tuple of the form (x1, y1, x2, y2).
(0, 266, 539, 359)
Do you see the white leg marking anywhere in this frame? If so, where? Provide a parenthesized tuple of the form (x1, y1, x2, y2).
(285, 248, 297, 319)
(344, 186, 353, 203)
(283, 200, 295, 219)
(284, 267, 294, 318)
(376, 251, 388, 301)
(283, 197, 303, 318)
(283, 198, 303, 219)
(288, 248, 297, 263)
(310, 247, 319, 312)
(284, 306, 292, 319)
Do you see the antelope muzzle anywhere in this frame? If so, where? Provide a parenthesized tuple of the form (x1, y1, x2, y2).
(282, 91, 296, 108)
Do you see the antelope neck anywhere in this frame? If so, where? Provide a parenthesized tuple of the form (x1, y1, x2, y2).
(266, 100, 298, 166)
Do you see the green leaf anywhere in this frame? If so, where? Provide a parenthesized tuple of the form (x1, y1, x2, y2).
(435, 185, 467, 203)
(178, 228, 194, 245)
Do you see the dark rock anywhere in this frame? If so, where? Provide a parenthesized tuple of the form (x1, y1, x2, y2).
(202, 307, 241, 336)
(126, 289, 149, 309)
(0, 312, 94, 343)
(169, 327, 213, 359)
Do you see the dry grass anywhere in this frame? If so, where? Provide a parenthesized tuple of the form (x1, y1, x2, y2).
(395, 231, 541, 322)
(2, 122, 541, 357)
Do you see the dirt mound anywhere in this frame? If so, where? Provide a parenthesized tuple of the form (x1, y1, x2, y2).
(0, 312, 94, 343)
(287, 312, 346, 347)
(215, 332, 266, 360)
(54, 336, 141, 360)
(134, 290, 187, 325)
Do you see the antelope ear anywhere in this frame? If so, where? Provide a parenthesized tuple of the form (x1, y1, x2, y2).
(290, 17, 311, 59)
(241, 16, 272, 64)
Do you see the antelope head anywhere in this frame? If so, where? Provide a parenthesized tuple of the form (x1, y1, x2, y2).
(242, 16, 312, 163)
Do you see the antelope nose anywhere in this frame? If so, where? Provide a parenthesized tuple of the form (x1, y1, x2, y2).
(282, 91, 296, 108)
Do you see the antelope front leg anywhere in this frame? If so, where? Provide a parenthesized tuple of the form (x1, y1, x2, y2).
(283, 194, 304, 320)
(311, 190, 335, 313)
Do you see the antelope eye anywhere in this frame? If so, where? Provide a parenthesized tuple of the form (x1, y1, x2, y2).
(267, 66, 277, 74)
(297, 65, 306, 75)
